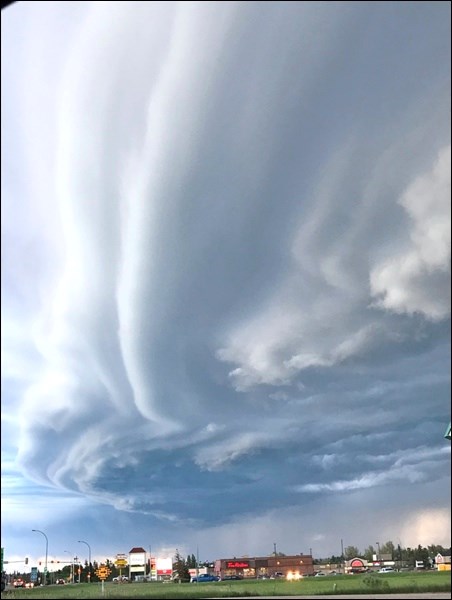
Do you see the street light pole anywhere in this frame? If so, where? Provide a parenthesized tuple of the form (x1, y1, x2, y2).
(341, 539, 344, 574)
(77, 541, 91, 583)
(376, 542, 381, 562)
(31, 530, 48, 585)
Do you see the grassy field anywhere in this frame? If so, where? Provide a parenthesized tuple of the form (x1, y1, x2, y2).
(2, 571, 451, 599)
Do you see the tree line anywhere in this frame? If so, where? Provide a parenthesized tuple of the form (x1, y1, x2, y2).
(314, 541, 451, 567)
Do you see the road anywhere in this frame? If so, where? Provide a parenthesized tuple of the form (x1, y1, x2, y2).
(210, 594, 451, 600)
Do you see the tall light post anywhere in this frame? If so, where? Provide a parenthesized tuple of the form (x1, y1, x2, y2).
(31, 530, 48, 585)
(78, 541, 91, 583)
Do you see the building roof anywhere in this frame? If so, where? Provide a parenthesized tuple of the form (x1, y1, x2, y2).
(129, 547, 146, 554)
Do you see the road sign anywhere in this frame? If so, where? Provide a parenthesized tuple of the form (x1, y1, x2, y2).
(95, 565, 111, 580)
(115, 559, 128, 567)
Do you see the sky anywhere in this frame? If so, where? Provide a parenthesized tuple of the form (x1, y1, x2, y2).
(1, 0, 451, 571)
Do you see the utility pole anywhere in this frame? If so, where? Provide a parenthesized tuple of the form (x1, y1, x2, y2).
(74, 556, 80, 583)
(273, 543, 277, 557)
(149, 545, 151, 580)
(341, 539, 344, 574)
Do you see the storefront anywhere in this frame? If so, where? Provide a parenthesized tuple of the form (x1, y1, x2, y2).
(215, 554, 314, 579)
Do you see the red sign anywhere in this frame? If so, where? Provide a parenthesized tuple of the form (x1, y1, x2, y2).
(157, 569, 172, 575)
(351, 559, 364, 568)
(227, 561, 249, 568)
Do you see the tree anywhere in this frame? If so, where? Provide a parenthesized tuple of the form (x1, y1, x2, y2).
(414, 544, 429, 567)
(344, 546, 360, 560)
(363, 546, 375, 561)
(186, 554, 197, 569)
(381, 541, 395, 558)
(173, 550, 190, 583)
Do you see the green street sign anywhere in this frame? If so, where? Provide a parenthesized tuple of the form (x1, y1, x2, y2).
(445, 422, 451, 440)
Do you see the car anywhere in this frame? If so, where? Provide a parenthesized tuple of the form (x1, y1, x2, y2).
(190, 573, 220, 582)
(13, 579, 25, 588)
(315, 572, 326, 576)
(113, 575, 129, 583)
(56, 579, 66, 585)
(222, 575, 243, 580)
(378, 567, 395, 573)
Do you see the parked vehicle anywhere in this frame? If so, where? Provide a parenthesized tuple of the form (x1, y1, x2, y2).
(379, 567, 395, 573)
(190, 573, 220, 582)
(315, 572, 326, 576)
(113, 575, 129, 583)
(222, 575, 243, 580)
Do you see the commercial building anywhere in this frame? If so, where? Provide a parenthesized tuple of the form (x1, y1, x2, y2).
(214, 554, 314, 579)
(128, 547, 146, 580)
(435, 553, 451, 571)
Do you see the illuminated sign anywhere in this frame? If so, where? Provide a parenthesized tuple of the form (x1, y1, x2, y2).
(227, 561, 249, 569)
(156, 557, 172, 575)
(350, 559, 364, 568)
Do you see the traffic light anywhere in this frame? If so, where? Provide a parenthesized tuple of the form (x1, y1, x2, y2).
(25, 558, 28, 565)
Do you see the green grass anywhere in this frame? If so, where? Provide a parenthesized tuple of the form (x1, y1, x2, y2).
(2, 571, 451, 599)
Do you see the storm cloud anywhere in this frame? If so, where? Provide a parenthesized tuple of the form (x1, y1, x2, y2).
(2, 1, 450, 561)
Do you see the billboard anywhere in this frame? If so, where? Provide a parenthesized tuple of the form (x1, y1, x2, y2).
(156, 557, 172, 575)
(129, 551, 145, 566)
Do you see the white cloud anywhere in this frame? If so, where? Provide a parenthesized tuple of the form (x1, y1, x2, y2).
(399, 508, 452, 549)
(370, 145, 451, 320)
